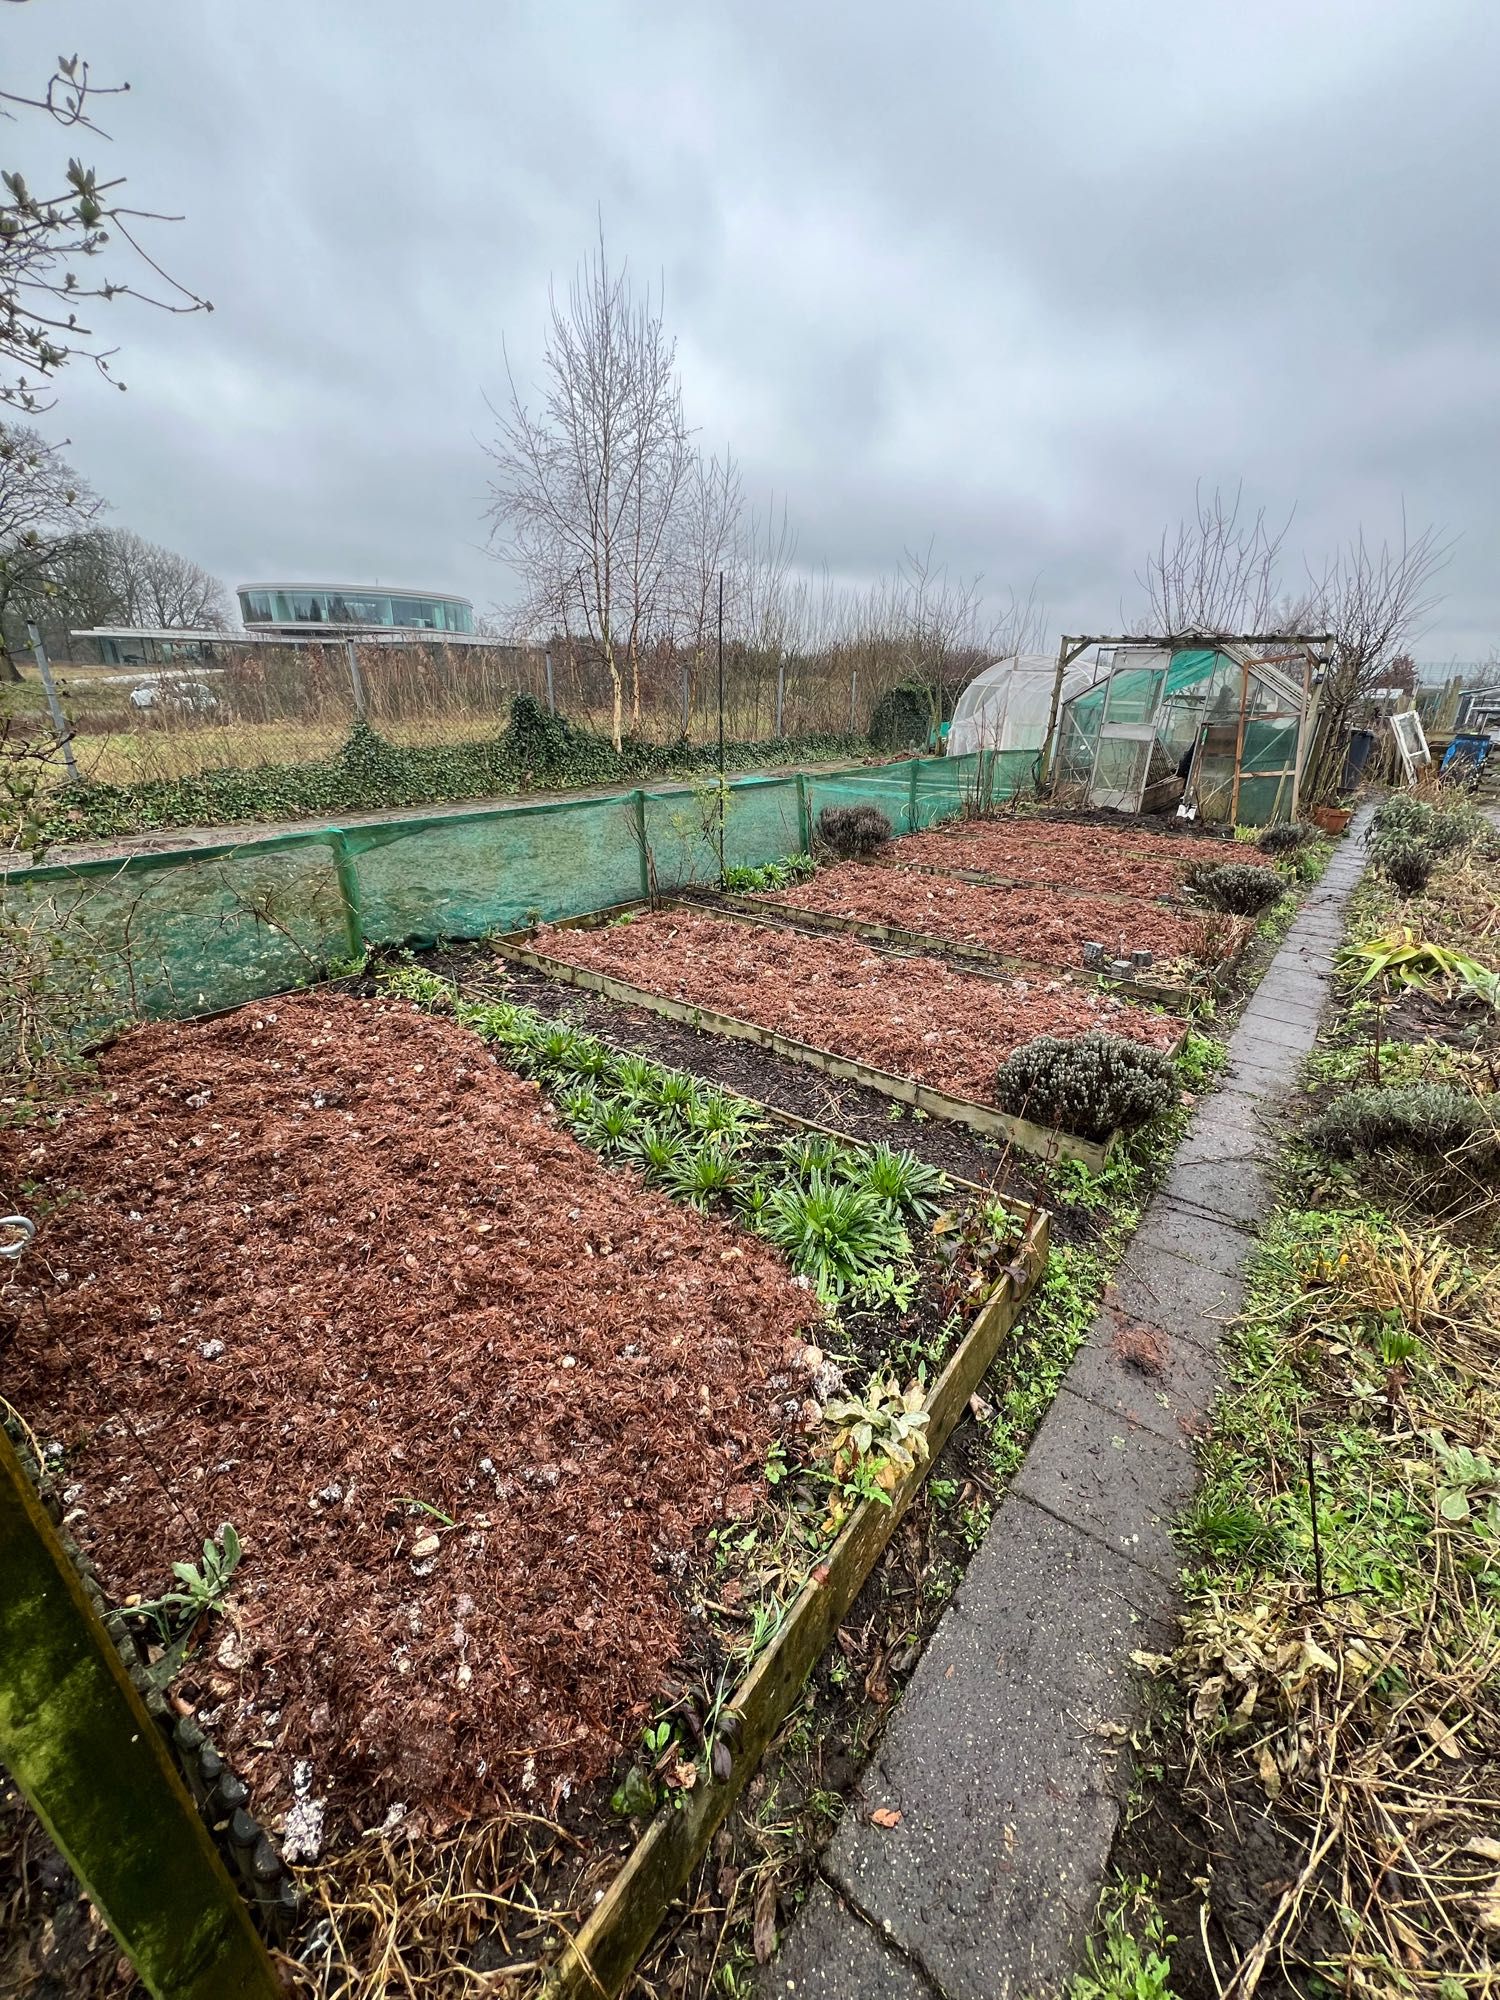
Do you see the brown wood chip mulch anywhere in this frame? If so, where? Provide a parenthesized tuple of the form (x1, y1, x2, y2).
(531, 910, 1180, 1104)
(891, 819, 1270, 898)
(0, 995, 818, 1827)
(761, 861, 1203, 964)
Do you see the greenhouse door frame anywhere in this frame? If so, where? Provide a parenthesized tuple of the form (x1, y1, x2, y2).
(1083, 653, 1167, 813)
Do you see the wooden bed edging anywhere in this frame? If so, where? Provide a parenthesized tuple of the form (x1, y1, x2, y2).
(543, 1203, 1050, 1998)
(490, 933, 1120, 1171)
(689, 887, 1220, 1016)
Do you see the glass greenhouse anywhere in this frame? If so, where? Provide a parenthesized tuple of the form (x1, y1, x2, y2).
(1052, 645, 1309, 824)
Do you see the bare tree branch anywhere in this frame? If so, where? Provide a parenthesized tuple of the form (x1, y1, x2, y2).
(1137, 482, 1293, 640)
(0, 22, 211, 410)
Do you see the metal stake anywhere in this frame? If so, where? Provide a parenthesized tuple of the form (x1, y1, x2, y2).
(724, 580, 736, 892)
(26, 622, 79, 784)
(343, 638, 368, 720)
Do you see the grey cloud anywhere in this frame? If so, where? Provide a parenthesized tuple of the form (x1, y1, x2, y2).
(7, 0, 1497, 654)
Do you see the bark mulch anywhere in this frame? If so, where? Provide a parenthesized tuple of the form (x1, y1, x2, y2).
(529, 910, 1179, 1105)
(0, 994, 818, 1829)
(757, 861, 1204, 966)
(890, 818, 1269, 899)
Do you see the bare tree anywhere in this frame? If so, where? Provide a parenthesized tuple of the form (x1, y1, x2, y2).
(1302, 514, 1452, 799)
(1, 26, 211, 411)
(674, 446, 742, 717)
(887, 542, 1008, 739)
(94, 527, 229, 629)
(0, 422, 102, 677)
(484, 229, 691, 750)
(1138, 483, 1292, 639)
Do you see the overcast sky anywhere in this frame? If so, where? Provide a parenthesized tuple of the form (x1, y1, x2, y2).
(9, 0, 1498, 657)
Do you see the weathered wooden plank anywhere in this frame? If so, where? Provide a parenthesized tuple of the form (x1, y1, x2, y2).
(544, 1208, 1050, 1998)
(0, 1432, 282, 2000)
(489, 935, 1118, 1171)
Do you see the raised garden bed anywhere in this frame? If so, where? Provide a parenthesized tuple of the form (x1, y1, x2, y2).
(511, 907, 1182, 1168)
(690, 885, 1233, 1013)
(1, 983, 1050, 1997)
(729, 865, 1229, 999)
(881, 817, 1270, 900)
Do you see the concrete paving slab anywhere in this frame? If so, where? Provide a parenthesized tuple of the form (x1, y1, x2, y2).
(763, 1882, 934, 1998)
(1066, 1298, 1224, 1444)
(1109, 1244, 1244, 1354)
(1132, 1197, 1254, 1276)
(1160, 1153, 1270, 1229)
(1239, 993, 1325, 1034)
(1012, 1383, 1199, 1582)
(770, 805, 1375, 2000)
(822, 1501, 1173, 2000)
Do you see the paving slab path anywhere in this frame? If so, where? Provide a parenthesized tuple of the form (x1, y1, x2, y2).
(766, 817, 1374, 1999)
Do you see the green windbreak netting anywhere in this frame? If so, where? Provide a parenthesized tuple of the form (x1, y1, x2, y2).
(348, 793, 647, 943)
(647, 774, 806, 887)
(7, 836, 353, 1045)
(3, 752, 1043, 1055)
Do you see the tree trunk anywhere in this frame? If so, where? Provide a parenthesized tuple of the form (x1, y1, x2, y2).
(628, 634, 642, 731)
(602, 638, 624, 754)
(0, 635, 21, 683)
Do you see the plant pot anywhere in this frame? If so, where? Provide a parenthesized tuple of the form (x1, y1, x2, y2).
(1311, 805, 1352, 835)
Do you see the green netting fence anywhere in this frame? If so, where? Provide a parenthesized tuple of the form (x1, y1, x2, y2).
(4, 752, 1030, 1055)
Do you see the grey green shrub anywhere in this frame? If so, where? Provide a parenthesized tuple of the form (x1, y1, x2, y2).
(994, 1032, 1179, 1142)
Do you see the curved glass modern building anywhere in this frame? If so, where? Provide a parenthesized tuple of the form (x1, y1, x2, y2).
(236, 583, 475, 636)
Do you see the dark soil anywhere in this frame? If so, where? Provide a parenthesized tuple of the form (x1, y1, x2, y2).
(1385, 983, 1500, 1056)
(527, 909, 1181, 1105)
(0, 1779, 139, 2000)
(759, 860, 1205, 965)
(1106, 1770, 1348, 2000)
(0, 994, 821, 1827)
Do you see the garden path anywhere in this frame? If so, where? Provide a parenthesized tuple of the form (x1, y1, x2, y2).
(766, 812, 1376, 1999)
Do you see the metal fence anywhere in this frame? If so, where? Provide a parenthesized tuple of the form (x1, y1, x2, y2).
(10, 636, 891, 794)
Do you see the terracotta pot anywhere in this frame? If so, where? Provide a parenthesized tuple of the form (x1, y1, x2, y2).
(1311, 804, 1352, 835)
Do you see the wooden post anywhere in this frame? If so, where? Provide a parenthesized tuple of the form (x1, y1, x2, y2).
(0, 1431, 281, 2000)
(633, 788, 651, 899)
(775, 663, 786, 738)
(681, 663, 691, 736)
(26, 622, 80, 785)
(329, 831, 366, 962)
(797, 772, 812, 853)
(1228, 653, 1253, 826)
(342, 637, 368, 720)
(1288, 646, 1314, 822)
(1036, 636, 1086, 793)
(907, 756, 921, 832)
(544, 648, 556, 714)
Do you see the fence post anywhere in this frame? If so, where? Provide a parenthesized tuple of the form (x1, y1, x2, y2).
(680, 665, 691, 736)
(797, 772, 811, 853)
(329, 831, 366, 962)
(633, 788, 651, 899)
(849, 670, 858, 733)
(544, 648, 556, 714)
(26, 622, 79, 785)
(776, 664, 786, 738)
(0, 1429, 283, 2000)
(343, 638, 368, 720)
(908, 756, 921, 833)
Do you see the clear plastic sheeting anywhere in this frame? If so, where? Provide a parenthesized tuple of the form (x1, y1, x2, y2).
(946, 655, 1095, 758)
